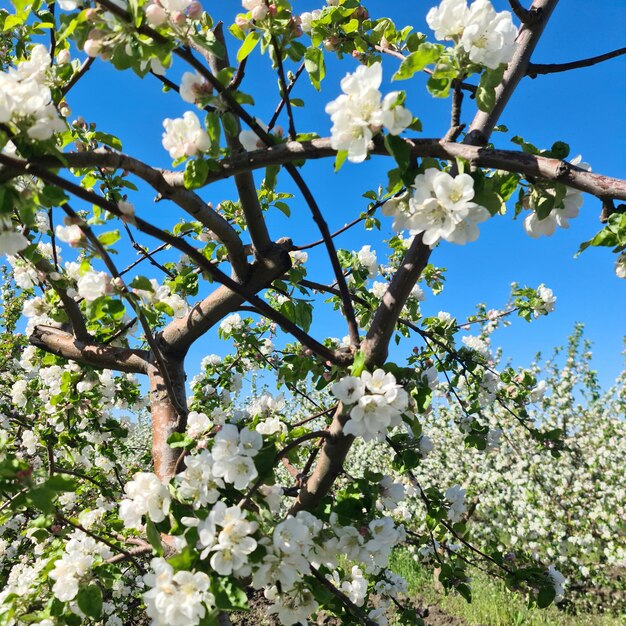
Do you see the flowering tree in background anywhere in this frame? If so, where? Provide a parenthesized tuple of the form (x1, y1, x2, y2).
(0, 0, 625, 624)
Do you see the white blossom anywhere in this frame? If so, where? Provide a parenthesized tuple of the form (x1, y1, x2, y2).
(162, 111, 211, 159)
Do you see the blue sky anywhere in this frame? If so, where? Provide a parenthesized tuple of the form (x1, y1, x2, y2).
(13, 0, 626, 389)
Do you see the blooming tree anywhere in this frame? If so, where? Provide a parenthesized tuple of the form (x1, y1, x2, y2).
(0, 0, 625, 624)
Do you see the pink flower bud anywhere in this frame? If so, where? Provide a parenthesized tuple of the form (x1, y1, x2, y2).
(85, 8, 100, 22)
(145, 3, 167, 26)
(170, 10, 187, 25)
(251, 5, 268, 20)
(186, 1, 203, 19)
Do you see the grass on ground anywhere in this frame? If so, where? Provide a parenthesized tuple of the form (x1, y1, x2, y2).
(389, 550, 626, 626)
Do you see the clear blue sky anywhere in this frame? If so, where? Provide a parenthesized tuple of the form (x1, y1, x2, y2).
(27, 0, 626, 388)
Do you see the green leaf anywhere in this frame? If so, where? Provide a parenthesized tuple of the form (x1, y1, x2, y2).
(350, 350, 366, 377)
(210, 578, 249, 611)
(166, 432, 194, 449)
(146, 518, 164, 556)
(222, 112, 239, 138)
(334, 150, 348, 172)
(476, 65, 505, 113)
(97, 230, 121, 247)
(237, 30, 261, 62)
(45, 475, 77, 492)
(76, 584, 103, 619)
(129, 275, 154, 292)
(537, 584, 556, 609)
(184, 159, 209, 190)
(205, 112, 221, 155)
(94, 132, 122, 151)
(384, 134, 411, 173)
(304, 47, 325, 91)
(392, 43, 442, 80)
(473, 188, 504, 216)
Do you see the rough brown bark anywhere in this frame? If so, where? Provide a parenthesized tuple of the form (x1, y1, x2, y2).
(148, 358, 188, 481)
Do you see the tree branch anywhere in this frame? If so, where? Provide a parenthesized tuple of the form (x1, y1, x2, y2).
(527, 46, 626, 76)
(508, 0, 543, 25)
(111, 138, 626, 202)
(0, 153, 345, 366)
(466, 0, 560, 144)
(60, 56, 95, 97)
(205, 23, 273, 257)
(362, 234, 432, 365)
(31, 148, 248, 277)
(29, 325, 149, 373)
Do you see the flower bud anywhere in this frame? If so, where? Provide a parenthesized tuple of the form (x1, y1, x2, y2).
(59, 102, 71, 117)
(85, 8, 100, 22)
(56, 49, 71, 65)
(145, 3, 167, 26)
(170, 10, 187, 25)
(251, 4, 268, 20)
(235, 15, 252, 31)
(323, 36, 339, 52)
(83, 38, 102, 58)
(353, 6, 368, 20)
(186, 1, 203, 19)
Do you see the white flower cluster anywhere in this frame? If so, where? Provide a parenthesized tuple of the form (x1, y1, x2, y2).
(209, 424, 262, 489)
(534, 284, 556, 316)
(382, 169, 490, 245)
(132, 277, 189, 318)
(427, 0, 518, 69)
(0, 44, 66, 140)
(523, 156, 590, 238)
(77, 270, 111, 302)
(444, 484, 467, 523)
(326, 62, 412, 163)
(119, 472, 171, 529)
(331, 369, 409, 441)
(48, 531, 112, 602)
(162, 111, 211, 160)
(144, 0, 204, 28)
(143, 558, 214, 626)
(194, 501, 258, 575)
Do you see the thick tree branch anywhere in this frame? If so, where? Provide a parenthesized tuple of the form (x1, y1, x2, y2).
(527, 46, 626, 76)
(29, 325, 149, 373)
(30, 257, 91, 341)
(467, 0, 560, 144)
(118, 138, 626, 201)
(33, 148, 248, 277)
(159, 243, 292, 357)
(205, 24, 273, 257)
(361, 235, 432, 365)
(0, 153, 345, 366)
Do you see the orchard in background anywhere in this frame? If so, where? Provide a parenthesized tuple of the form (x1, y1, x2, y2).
(0, 0, 625, 624)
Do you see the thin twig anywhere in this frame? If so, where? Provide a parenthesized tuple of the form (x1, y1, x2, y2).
(60, 57, 95, 97)
(527, 46, 626, 76)
(268, 63, 305, 132)
(271, 36, 297, 140)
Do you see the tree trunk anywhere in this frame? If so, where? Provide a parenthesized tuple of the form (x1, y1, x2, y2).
(148, 357, 187, 481)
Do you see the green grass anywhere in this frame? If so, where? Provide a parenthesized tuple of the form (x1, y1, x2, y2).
(388, 550, 626, 626)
